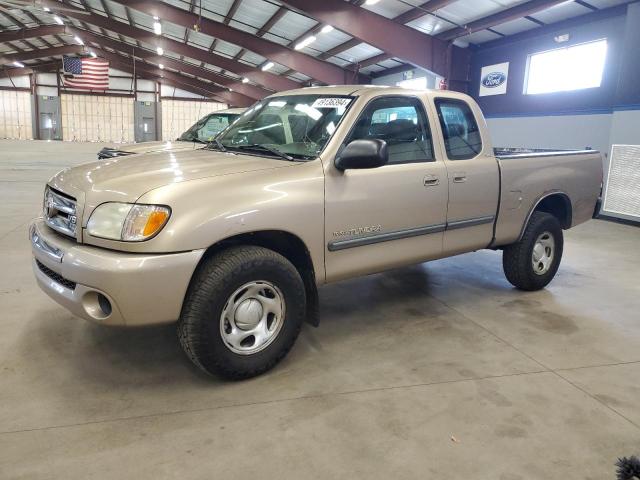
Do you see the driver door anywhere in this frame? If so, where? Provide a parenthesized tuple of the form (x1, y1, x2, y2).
(324, 95, 448, 282)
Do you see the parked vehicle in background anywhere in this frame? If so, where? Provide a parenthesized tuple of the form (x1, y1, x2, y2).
(97, 108, 245, 159)
(31, 86, 602, 380)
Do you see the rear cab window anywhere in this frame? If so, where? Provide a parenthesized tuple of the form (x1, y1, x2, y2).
(434, 99, 483, 160)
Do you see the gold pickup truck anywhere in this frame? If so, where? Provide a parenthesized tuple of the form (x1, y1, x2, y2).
(30, 86, 602, 379)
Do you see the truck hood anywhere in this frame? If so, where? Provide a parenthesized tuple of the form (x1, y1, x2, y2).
(106, 140, 202, 155)
(49, 149, 296, 218)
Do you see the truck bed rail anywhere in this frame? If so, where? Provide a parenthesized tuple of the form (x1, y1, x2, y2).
(495, 147, 599, 159)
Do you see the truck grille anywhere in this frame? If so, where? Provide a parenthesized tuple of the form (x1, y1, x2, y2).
(44, 186, 77, 239)
(36, 259, 77, 290)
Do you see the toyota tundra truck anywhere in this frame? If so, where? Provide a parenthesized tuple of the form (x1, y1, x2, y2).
(30, 86, 602, 379)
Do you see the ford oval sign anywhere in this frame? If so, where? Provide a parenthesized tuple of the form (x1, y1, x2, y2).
(482, 72, 507, 88)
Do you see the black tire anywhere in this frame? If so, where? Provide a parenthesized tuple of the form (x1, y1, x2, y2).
(502, 211, 564, 291)
(178, 245, 306, 380)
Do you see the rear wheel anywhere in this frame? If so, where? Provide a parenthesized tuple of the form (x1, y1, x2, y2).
(502, 211, 563, 291)
(178, 246, 306, 379)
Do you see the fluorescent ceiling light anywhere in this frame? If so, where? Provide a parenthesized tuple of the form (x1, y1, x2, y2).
(261, 61, 274, 71)
(153, 21, 162, 35)
(156, 46, 164, 55)
(53, 15, 63, 24)
(321, 25, 334, 34)
(13, 61, 25, 68)
(294, 35, 316, 50)
(43, 6, 50, 11)
(242, 77, 249, 83)
(159, 63, 164, 69)
(365, 0, 380, 4)
(74, 35, 83, 45)
(90, 51, 97, 58)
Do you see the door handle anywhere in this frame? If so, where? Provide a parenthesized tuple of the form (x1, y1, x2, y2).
(423, 174, 440, 187)
(453, 172, 467, 183)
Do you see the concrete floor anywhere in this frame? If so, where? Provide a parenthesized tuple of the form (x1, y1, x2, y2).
(0, 139, 639, 479)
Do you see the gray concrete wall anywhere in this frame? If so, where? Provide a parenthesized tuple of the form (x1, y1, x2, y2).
(486, 114, 613, 154)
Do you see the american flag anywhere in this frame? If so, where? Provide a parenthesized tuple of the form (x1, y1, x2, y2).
(62, 56, 109, 90)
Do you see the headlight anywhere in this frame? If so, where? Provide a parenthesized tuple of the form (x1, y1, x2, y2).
(87, 203, 171, 241)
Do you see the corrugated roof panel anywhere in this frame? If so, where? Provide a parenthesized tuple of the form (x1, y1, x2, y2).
(102, 0, 129, 20)
(463, 29, 504, 44)
(232, 0, 280, 29)
(266, 10, 317, 44)
(406, 14, 455, 35)
(211, 39, 244, 57)
(530, 2, 591, 23)
(587, 0, 633, 7)
(339, 43, 383, 64)
(491, 17, 539, 36)
(198, 0, 240, 22)
(360, 64, 386, 75)
(436, 0, 528, 26)
(325, 56, 350, 67)
(361, 0, 411, 19)
(261, 32, 292, 47)
(237, 50, 267, 66)
(310, 29, 353, 54)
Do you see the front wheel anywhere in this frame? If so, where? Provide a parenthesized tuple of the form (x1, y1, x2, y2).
(178, 246, 306, 379)
(502, 211, 564, 291)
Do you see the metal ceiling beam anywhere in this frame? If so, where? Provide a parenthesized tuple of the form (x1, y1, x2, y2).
(0, 24, 65, 43)
(0, 61, 60, 78)
(103, 53, 253, 106)
(41, 3, 300, 92)
(68, 27, 269, 100)
(0, 45, 83, 65)
(231, 7, 288, 64)
(111, 0, 359, 85)
(101, 56, 226, 101)
(280, 0, 448, 76)
(436, 0, 573, 41)
(223, 0, 243, 25)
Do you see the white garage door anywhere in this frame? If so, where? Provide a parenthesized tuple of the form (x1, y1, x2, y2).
(0, 90, 33, 140)
(61, 94, 134, 143)
(161, 99, 227, 141)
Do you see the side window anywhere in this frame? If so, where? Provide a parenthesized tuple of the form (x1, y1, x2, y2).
(198, 115, 230, 141)
(434, 99, 483, 160)
(346, 96, 434, 164)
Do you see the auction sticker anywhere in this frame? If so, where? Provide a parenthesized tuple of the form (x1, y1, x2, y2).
(312, 97, 352, 108)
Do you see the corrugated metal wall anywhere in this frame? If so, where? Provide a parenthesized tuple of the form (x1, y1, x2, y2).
(61, 94, 135, 143)
(161, 99, 226, 141)
(0, 90, 33, 140)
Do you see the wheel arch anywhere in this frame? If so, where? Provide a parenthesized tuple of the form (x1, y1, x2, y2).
(518, 192, 573, 241)
(194, 230, 320, 326)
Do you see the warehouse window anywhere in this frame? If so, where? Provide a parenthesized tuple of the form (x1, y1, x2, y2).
(525, 39, 607, 95)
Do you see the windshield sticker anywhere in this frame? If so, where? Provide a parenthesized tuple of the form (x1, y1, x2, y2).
(312, 97, 352, 109)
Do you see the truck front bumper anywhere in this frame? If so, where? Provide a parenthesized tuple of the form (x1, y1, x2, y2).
(29, 219, 205, 327)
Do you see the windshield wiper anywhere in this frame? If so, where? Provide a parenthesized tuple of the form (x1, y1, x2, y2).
(207, 137, 227, 152)
(233, 144, 294, 161)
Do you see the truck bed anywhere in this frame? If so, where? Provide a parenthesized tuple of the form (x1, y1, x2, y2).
(492, 148, 603, 247)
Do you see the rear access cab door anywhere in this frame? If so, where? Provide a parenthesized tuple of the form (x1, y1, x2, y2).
(431, 96, 499, 255)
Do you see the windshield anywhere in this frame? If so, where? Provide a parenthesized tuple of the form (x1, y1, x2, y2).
(214, 94, 355, 160)
(179, 113, 241, 143)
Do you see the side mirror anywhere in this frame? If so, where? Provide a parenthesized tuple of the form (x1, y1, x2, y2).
(335, 139, 388, 171)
